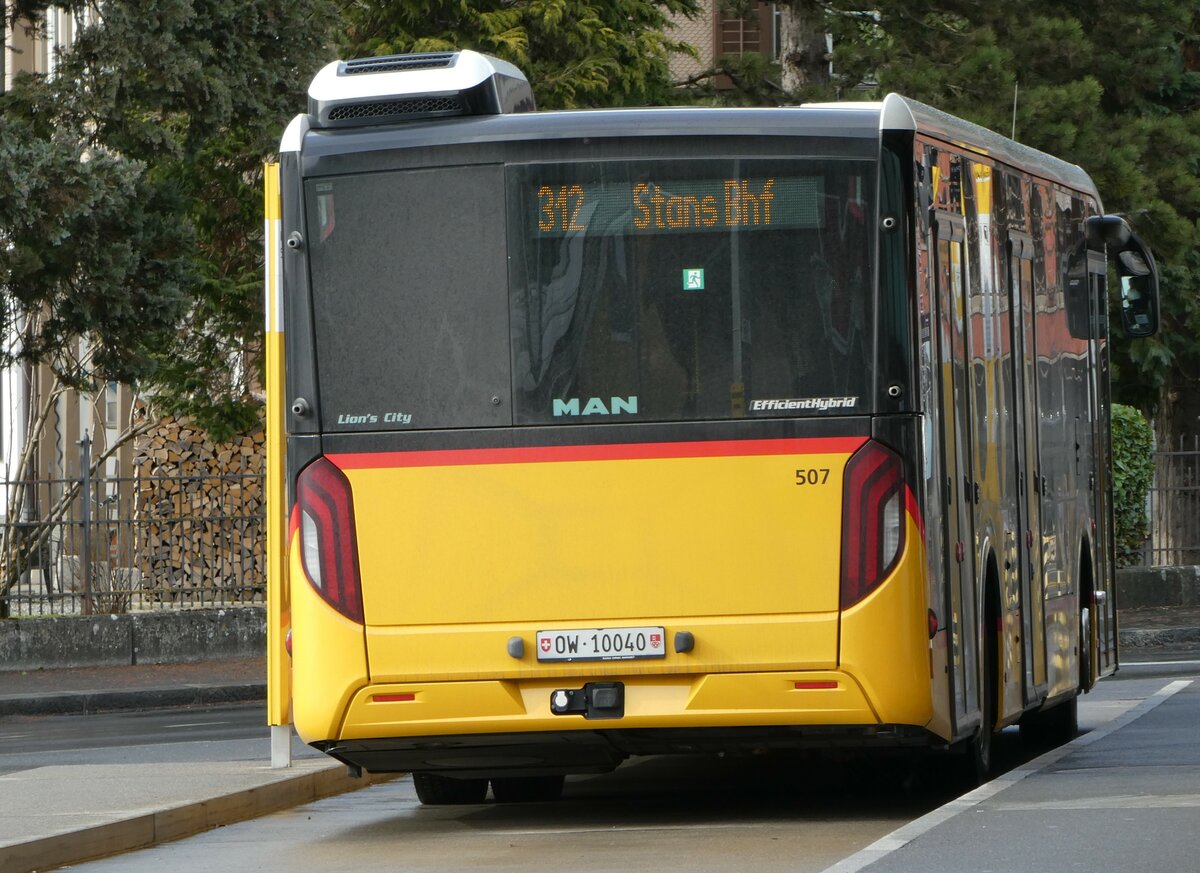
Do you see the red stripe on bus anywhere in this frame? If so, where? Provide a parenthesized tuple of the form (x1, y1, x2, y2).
(326, 437, 868, 470)
(905, 485, 925, 540)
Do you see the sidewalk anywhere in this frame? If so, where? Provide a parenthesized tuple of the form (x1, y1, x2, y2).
(0, 657, 267, 716)
(0, 757, 392, 873)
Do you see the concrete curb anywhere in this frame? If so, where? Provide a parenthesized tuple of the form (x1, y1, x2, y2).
(0, 682, 267, 717)
(1116, 658, 1200, 678)
(0, 763, 395, 873)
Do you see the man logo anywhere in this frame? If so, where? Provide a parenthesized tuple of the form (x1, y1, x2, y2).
(552, 396, 639, 417)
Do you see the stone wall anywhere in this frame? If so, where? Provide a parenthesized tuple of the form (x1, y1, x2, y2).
(0, 607, 266, 669)
(1116, 565, 1200, 609)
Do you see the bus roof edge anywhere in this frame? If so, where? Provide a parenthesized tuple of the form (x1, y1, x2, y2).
(880, 93, 918, 132)
(280, 114, 311, 155)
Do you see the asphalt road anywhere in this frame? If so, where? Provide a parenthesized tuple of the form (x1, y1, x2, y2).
(4, 672, 1193, 873)
(40, 753, 955, 873)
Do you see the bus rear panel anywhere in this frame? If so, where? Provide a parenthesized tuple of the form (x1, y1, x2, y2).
(283, 109, 933, 775)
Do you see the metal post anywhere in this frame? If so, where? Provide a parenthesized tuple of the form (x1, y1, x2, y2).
(271, 725, 292, 769)
(80, 431, 92, 616)
(264, 161, 293, 767)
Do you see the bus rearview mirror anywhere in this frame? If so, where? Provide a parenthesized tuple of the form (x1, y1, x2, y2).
(1115, 231, 1160, 338)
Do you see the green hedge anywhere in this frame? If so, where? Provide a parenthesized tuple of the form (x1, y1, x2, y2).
(1111, 404, 1155, 567)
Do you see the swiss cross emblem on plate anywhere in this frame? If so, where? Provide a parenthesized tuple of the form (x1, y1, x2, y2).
(540, 637, 552, 653)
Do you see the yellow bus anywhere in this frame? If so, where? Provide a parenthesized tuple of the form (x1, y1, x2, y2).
(264, 52, 1160, 803)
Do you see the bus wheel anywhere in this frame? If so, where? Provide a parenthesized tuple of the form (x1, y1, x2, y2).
(491, 774, 565, 803)
(961, 698, 993, 786)
(412, 772, 489, 805)
(961, 591, 999, 787)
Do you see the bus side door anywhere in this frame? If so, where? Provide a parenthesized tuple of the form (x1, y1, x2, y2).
(932, 202, 981, 733)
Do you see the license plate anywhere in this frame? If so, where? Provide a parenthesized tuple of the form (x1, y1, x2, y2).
(536, 626, 666, 662)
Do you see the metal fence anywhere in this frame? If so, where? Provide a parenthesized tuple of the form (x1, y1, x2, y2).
(1146, 435, 1200, 567)
(0, 465, 265, 617)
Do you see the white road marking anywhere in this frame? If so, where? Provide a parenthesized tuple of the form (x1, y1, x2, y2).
(819, 678, 1194, 873)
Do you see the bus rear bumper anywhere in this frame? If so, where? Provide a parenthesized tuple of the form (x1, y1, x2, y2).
(316, 722, 935, 778)
(319, 670, 934, 774)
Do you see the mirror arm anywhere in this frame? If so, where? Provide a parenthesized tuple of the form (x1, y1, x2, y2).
(1086, 214, 1132, 248)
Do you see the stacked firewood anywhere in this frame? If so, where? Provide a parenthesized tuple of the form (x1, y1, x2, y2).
(132, 417, 265, 603)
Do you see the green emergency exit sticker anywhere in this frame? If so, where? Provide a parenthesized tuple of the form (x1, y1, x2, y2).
(683, 268, 705, 291)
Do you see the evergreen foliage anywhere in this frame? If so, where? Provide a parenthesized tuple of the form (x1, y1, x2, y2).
(339, 0, 700, 109)
(1, 0, 337, 439)
(0, 101, 191, 389)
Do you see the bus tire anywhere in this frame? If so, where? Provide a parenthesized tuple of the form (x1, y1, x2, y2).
(412, 772, 489, 805)
(961, 573, 1000, 786)
(491, 774, 566, 803)
(961, 665, 994, 785)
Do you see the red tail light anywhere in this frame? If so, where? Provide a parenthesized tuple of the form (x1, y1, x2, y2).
(296, 457, 364, 623)
(840, 440, 906, 609)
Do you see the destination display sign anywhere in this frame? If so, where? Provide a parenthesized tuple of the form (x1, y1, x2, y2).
(531, 175, 824, 237)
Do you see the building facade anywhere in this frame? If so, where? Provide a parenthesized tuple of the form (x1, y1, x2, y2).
(666, 0, 780, 84)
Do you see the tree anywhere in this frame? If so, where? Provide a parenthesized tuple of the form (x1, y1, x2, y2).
(0, 77, 195, 614)
(776, 0, 832, 95)
(0, 100, 192, 392)
(0, 1, 337, 613)
(339, 0, 700, 109)
(46, 0, 339, 438)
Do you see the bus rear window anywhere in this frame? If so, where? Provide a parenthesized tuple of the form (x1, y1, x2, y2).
(507, 158, 875, 424)
(304, 165, 511, 431)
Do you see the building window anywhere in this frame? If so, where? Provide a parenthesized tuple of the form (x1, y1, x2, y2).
(717, 3, 776, 58)
(105, 382, 119, 425)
